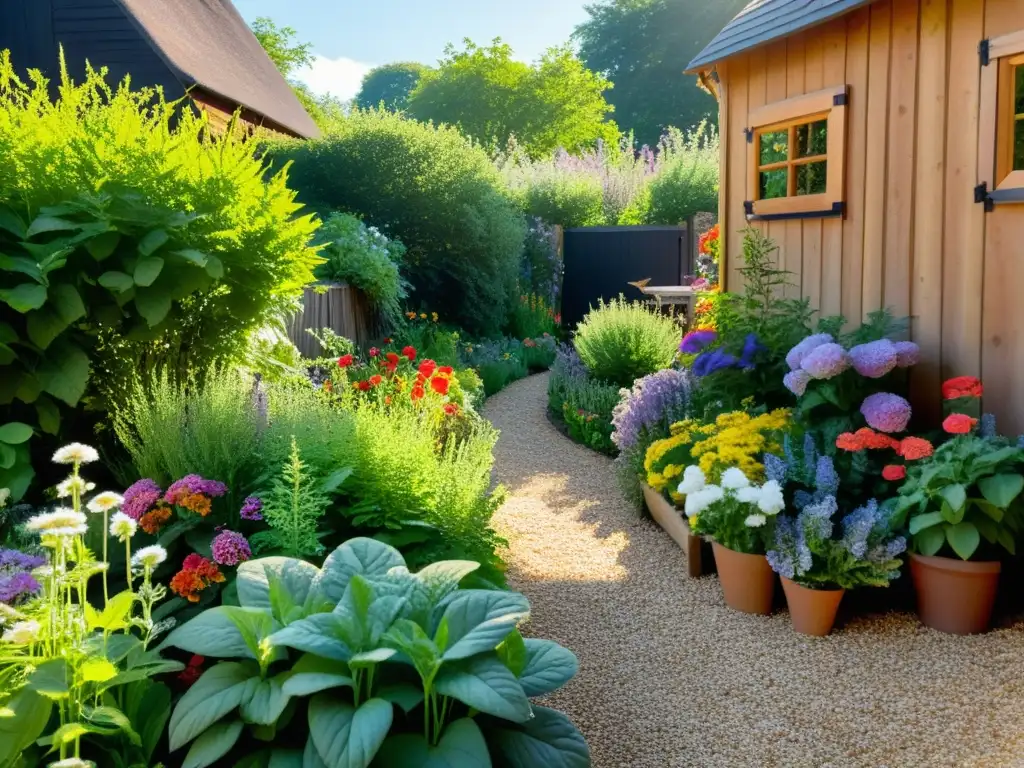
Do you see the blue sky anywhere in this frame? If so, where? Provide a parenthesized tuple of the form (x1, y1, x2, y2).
(234, 0, 590, 100)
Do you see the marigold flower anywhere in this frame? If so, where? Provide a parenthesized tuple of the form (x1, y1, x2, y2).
(169, 569, 206, 602)
(897, 436, 934, 461)
(384, 395, 392, 405)
(405, 311, 416, 320)
(369, 374, 383, 387)
(139, 506, 172, 534)
(402, 346, 417, 361)
(882, 464, 907, 481)
(430, 376, 450, 396)
(337, 354, 354, 368)
(942, 376, 983, 400)
(431, 312, 438, 322)
(943, 413, 977, 434)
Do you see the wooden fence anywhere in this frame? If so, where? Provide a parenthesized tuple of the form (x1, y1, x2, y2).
(286, 283, 374, 358)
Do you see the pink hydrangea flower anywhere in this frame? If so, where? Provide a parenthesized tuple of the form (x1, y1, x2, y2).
(785, 333, 834, 371)
(860, 393, 912, 434)
(783, 369, 811, 396)
(210, 530, 251, 566)
(849, 339, 898, 378)
(893, 341, 920, 368)
(800, 343, 849, 380)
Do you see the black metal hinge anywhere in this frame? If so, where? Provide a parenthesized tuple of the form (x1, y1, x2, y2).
(833, 92, 848, 107)
(975, 182, 994, 212)
(743, 200, 754, 216)
(743, 127, 754, 143)
(980, 38, 991, 66)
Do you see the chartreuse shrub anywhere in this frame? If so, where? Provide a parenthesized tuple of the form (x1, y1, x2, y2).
(0, 52, 320, 500)
(574, 295, 681, 388)
(160, 537, 589, 768)
(266, 109, 526, 336)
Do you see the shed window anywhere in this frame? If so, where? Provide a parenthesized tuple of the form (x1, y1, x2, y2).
(979, 31, 1024, 204)
(745, 85, 848, 220)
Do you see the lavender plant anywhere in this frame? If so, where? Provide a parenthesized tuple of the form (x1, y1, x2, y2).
(611, 368, 692, 452)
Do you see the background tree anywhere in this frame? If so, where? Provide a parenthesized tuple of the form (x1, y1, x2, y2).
(573, 0, 746, 148)
(355, 62, 430, 111)
(406, 39, 618, 157)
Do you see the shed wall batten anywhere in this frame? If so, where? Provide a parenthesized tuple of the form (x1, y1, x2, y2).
(715, 0, 1024, 432)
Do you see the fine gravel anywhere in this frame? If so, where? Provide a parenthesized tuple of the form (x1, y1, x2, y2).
(482, 372, 1024, 768)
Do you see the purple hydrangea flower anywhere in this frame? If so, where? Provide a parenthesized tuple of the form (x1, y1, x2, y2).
(165, 475, 228, 505)
(849, 339, 898, 378)
(240, 496, 264, 521)
(800, 343, 849, 380)
(783, 369, 811, 396)
(0, 571, 40, 603)
(738, 333, 765, 368)
(692, 348, 739, 378)
(680, 329, 717, 355)
(0, 549, 46, 571)
(860, 392, 912, 434)
(785, 333, 834, 371)
(893, 341, 920, 368)
(122, 479, 163, 521)
(611, 368, 692, 451)
(211, 530, 251, 566)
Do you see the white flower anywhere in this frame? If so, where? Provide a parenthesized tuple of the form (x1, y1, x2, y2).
(49, 759, 96, 768)
(87, 492, 124, 514)
(109, 511, 137, 541)
(56, 476, 95, 499)
(735, 486, 762, 504)
(720, 467, 750, 490)
(684, 484, 725, 516)
(25, 508, 88, 538)
(52, 443, 99, 465)
(0, 488, 9, 508)
(676, 465, 706, 496)
(744, 513, 768, 528)
(2, 619, 41, 644)
(757, 480, 786, 516)
(133, 545, 167, 569)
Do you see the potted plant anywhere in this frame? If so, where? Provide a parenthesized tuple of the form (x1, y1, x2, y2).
(893, 377, 1024, 634)
(681, 464, 785, 614)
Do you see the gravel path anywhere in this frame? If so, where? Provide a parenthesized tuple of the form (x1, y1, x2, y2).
(483, 373, 1024, 768)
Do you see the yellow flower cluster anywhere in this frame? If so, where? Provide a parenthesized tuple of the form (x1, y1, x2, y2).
(690, 409, 790, 482)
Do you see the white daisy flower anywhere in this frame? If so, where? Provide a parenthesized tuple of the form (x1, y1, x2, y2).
(49, 759, 96, 768)
(56, 476, 94, 498)
(720, 467, 751, 490)
(735, 486, 762, 504)
(2, 619, 41, 644)
(684, 484, 724, 516)
(25, 509, 88, 538)
(87, 492, 124, 514)
(132, 545, 167, 569)
(676, 465, 706, 495)
(745, 513, 768, 528)
(757, 480, 786, 516)
(52, 443, 99, 465)
(109, 511, 137, 541)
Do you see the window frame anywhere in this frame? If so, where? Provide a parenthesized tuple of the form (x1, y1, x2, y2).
(745, 84, 848, 220)
(980, 30, 1024, 202)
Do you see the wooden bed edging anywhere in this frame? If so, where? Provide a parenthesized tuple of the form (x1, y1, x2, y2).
(641, 483, 715, 578)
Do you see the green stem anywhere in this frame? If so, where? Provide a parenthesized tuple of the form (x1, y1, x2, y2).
(101, 509, 109, 606)
(125, 539, 133, 591)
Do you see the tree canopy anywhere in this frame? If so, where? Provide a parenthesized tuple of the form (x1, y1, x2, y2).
(250, 16, 314, 78)
(354, 62, 431, 111)
(573, 0, 746, 147)
(406, 39, 619, 158)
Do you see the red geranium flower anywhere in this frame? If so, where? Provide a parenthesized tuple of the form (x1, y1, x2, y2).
(854, 427, 898, 450)
(942, 376, 983, 400)
(411, 385, 425, 402)
(419, 359, 438, 378)
(438, 366, 453, 376)
(369, 347, 380, 358)
(882, 465, 907, 481)
(898, 436, 934, 461)
(337, 354, 354, 368)
(357, 380, 372, 392)
(369, 375, 383, 387)
(430, 376, 450, 395)
(943, 413, 977, 434)
(402, 346, 417, 362)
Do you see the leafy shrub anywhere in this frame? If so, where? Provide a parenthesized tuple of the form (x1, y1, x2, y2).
(508, 292, 559, 340)
(460, 339, 530, 397)
(0, 54, 319, 501)
(642, 124, 719, 224)
(521, 336, 557, 371)
(313, 212, 408, 327)
(574, 296, 681, 388)
(161, 537, 589, 767)
(519, 171, 606, 228)
(266, 109, 526, 336)
(548, 344, 620, 455)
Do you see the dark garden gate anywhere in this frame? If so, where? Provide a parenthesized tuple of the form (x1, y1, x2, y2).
(560, 224, 694, 329)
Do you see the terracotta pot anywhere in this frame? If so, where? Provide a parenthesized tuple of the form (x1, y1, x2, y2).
(910, 553, 1001, 635)
(711, 541, 775, 615)
(781, 577, 844, 636)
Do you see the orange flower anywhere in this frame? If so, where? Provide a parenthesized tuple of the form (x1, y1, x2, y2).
(443, 402, 459, 416)
(323, 380, 333, 393)
(836, 432, 864, 452)
(942, 376, 983, 400)
(882, 464, 907, 481)
(430, 376, 450, 395)
(897, 437, 934, 461)
(169, 570, 205, 602)
(411, 385, 425, 402)
(139, 505, 172, 534)
(854, 428, 898, 450)
(943, 413, 977, 434)
(369, 375, 383, 387)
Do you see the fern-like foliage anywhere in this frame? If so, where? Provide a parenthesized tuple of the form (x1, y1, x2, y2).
(251, 437, 330, 558)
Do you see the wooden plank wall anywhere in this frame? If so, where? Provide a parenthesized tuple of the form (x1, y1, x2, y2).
(719, 0, 1024, 432)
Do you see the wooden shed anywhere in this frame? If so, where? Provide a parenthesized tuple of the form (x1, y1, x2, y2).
(0, 0, 320, 139)
(688, 0, 1024, 432)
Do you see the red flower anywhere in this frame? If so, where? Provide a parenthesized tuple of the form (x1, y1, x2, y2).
(443, 402, 459, 416)
(369, 374, 383, 387)
(836, 432, 864, 452)
(943, 413, 977, 434)
(384, 395, 392, 405)
(854, 427, 898, 450)
(430, 376, 450, 395)
(386, 352, 399, 364)
(357, 380, 372, 392)
(369, 347, 380, 358)
(882, 465, 907, 481)
(942, 376, 983, 400)
(411, 385, 426, 402)
(438, 366, 453, 376)
(418, 359, 437, 378)
(384, 337, 393, 344)
(402, 346, 417, 362)
(898, 437, 934, 461)
(337, 354, 354, 368)
(182, 553, 206, 571)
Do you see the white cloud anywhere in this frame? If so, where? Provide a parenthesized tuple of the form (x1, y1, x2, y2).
(295, 54, 374, 101)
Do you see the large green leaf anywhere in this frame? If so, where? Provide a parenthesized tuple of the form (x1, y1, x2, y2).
(303, 734, 329, 768)
(308, 695, 393, 768)
(138, 228, 169, 256)
(978, 473, 1024, 509)
(85, 230, 121, 261)
(376, 719, 491, 768)
(0, 206, 27, 239)
(236, 556, 323, 622)
(282, 654, 353, 698)
(268, 613, 354, 661)
(938, 484, 966, 514)
(909, 511, 945, 535)
(0, 282, 47, 312)
(26, 215, 78, 238)
(84, 705, 141, 745)
(517, 640, 578, 697)
(915, 525, 947, 556)
(127, 679, 172, 762)
(52, 283, 86, 324)
(174, 248, 209, 267)
(26, 308, 69, 350)
(416, 560, 481, 606)
(134, 256, 165, 287)
(98, 270, 134, 292)
(135, 284, 173, 327)
(486, 705, 590, 768)
(36, 340, 90, 406)
(314, 537, 406, 605)
(0, 442, 16, 469)
(0, 421, 33, 445)
(28, 658, 70, 699)
(268, 749, 304, 768)
(161, 606, 258, 659)
(240, 672, 293, 726)
(0, 689, 52, 765)
(168, 661, 259, 750)
(945, 521, 981, 560)
(434, 655, 532, 723)
(183, 719, 244, 768)
(0, 253, 43, 283)
(435, 590, 530, 661)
